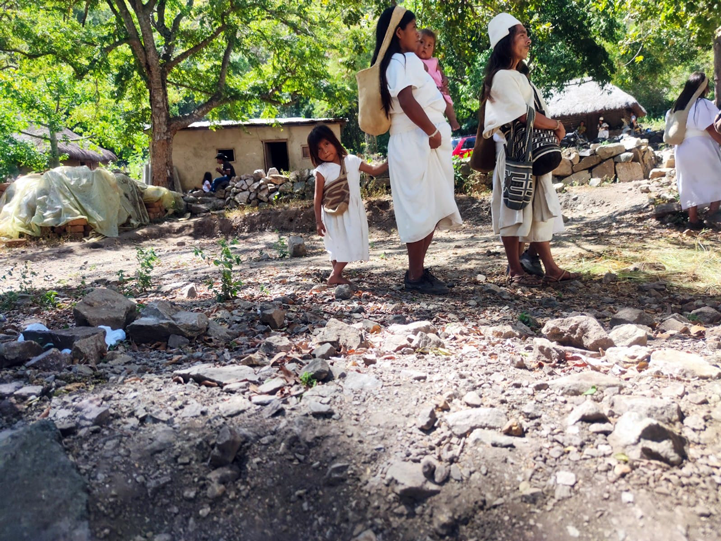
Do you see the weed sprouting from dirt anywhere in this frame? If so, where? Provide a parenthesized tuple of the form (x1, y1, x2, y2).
(299, 372, 317, 387)
(195, 239, 243, 301)
(273, 232, 289, 259)
(136, 248, 160, 292)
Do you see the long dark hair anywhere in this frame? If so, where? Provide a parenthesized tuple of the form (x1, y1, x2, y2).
(307, 124, 347, 167)
(673, 72, 708, 112)
(371, 7, 416, 117)
(481, 25, 528, 102)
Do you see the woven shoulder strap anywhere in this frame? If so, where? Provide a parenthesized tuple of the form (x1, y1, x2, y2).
(372, 6, 407, 68)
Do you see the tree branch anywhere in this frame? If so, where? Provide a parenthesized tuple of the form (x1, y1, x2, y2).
(106, 0, 150, 77)
(167, 80, 214, 94)
(164, 22, 226, 71)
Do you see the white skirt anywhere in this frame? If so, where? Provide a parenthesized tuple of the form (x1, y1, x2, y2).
(387, 119, 462, 243)
(491, 140, 563, 242)
(675, 136, 721, 209)
(322, 192, 369, 263)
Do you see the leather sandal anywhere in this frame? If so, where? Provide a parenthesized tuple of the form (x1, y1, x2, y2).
(543, 270, 580, 283)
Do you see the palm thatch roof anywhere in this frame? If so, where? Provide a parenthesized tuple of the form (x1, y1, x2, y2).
(546, 78, 647, 118)
(14, 125, 117, 163)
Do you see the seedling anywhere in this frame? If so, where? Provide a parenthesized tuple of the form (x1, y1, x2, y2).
(300, 372, 317, 387)
(273, 232, 289, 259)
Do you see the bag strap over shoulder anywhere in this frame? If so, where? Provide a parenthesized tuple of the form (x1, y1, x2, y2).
(372, 6, 407, 68)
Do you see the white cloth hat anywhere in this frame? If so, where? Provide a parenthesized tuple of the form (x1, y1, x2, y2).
(488, 13, 523, 49)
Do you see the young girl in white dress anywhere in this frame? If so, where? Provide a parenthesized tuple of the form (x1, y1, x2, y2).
(308, 125, 388, 285)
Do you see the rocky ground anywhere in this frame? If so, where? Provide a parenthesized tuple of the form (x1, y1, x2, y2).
(1, 177, 721, 541)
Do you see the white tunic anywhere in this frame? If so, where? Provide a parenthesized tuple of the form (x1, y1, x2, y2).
(669, 98, 721, 209)
(315, 155, 369, 262)
(386, 52, 462, 243)
(483, 70, 564, 241)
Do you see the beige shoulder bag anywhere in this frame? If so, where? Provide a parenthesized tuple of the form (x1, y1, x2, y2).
(322, 160, 350, 216)
(664, 75, 708, 145)
(356, 6, 407, 136)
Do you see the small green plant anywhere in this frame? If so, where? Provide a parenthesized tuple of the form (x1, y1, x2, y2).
(39, 290, 59, 308)
(299, 372, 317, 387)
(518, 312, 532, 326)
(379, 252, 387, 260)
(687, 313, 700, 322)
(0, 291, 18, 311)
(273, 232, 289, 259)
(135, 247, 159, 292)
(259, 284, 270, 295)
(196, 240, 243, 301)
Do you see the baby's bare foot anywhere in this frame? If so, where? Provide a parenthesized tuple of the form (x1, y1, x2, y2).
(328, 275, 351, 285)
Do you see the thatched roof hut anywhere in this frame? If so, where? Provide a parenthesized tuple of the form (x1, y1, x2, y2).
(14, 126, 117, 167)
(546, 78, 647, 138)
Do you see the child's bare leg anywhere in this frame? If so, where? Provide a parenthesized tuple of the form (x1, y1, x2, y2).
(328, 261, 350, 285)
(445, 100, 461, 131)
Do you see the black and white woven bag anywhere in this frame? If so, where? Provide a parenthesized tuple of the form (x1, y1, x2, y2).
(503, 106, 536, 211)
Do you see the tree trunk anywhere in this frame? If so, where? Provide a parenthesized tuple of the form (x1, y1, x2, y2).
(48, 130, 60, 168)
(149, 75, 174, 189)
(715, 27, 721, 109)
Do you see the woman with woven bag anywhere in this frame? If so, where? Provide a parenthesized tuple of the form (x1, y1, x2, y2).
(482, 13, 577, 286)
(371, 6, 462, 295)
(665, 72, 721, 229)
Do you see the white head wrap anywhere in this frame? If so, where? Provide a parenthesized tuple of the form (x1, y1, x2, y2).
(488, 13, 523, 50)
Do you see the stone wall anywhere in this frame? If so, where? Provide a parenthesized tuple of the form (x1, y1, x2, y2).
(552, 136, 665, 187)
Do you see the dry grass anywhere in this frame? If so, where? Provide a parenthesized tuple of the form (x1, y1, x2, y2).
(572, 235, 721, 294)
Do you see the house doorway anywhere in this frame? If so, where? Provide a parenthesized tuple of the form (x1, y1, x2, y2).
(264, 141, 289, 173)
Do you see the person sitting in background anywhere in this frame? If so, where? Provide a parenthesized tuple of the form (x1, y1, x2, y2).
(597, 117, 609, 139)
(576, 120, 587, 136)
(202, 172, 212, 192)
(211, 153, 235, 192)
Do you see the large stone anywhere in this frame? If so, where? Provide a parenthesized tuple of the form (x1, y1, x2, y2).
(0, 340, 44, 368)
(610, 308, 655, 328)
(648, 350, 721, 380)
(549, 372, 624, 395)
(649, 168, 672, 178)
(562, 170, 591, 185)
(611, 396, 681, 424)
(73, 288, 137, 330)
(0, 421, 90, 541)
(21, 327, 107, 364)
(25, 348, 70, 372)
(207, 320, 235, 343)
(608, 324, 647, 347)
(316, 318, 365, 350)
(386, 461, 440, 500)
(387, 321, 436, 336)
(616, 162, 644, 182)
(608, 411, 686, 466)
(343, 371, 382, 391)
(532, 337, 565, 365)
(563, 148, 580, 164)
(654, 202, 682, 218)
(288, 236, 307, 257)
(690, 306, 721, 325)
(542, 316, 614, 351)
(566, 400, 608, 425)
(445, 408, 508, 436)
(172, 311, 209, 338)
(259, 335, 293, 355)
(615, 152, 634, 163)
(174, 363, 256, 386)
(595, 142, 626, 160)
(260, 307, 285, 330)
(552, 158, 573, 177)
(140, 300, 177, 320)
(572, 155, 601, 172)
(301, 359, 331, 382)
(126, 317, 182, 344)
(591, 159, 615, 180)
(209, 426, 244, 467)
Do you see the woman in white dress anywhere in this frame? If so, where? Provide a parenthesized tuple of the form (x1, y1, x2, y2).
(482, 13, 578, 285)
(372, 7, 462, 295)
(667, 72, 721, 229)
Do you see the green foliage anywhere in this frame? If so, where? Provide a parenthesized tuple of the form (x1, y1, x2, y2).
(299, 372, 317, 387)
(518, 312, 533, 327)
(135, 248, 159, 293)
(273, 233, 289, 259)
(196, 240, 243, 301)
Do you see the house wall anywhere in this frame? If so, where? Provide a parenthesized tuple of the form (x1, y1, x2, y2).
(172, 122, 343, 191)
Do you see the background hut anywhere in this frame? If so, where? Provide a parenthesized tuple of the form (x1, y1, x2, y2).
(546, 78, 647, 139)
(13, 125, 117, 172)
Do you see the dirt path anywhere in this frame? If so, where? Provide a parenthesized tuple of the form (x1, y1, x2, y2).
(2, 179, 721, 541)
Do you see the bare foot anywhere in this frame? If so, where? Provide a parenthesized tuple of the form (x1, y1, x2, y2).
(328, 275, 351, 285)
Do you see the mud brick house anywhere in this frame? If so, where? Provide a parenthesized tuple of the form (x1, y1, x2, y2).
(171, 117, 345, 191)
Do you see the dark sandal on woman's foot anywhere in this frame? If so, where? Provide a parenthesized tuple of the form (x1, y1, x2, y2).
(508, 274, 542, 287)
(543, 270, 580, 283)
